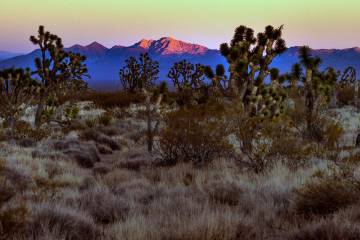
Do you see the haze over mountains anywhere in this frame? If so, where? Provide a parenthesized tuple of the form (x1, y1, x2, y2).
(0, 37, 360, 90)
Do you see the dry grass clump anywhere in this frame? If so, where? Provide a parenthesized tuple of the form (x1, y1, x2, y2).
(98, 112, 113, 126)
(79, 187, 129, 224)
(0, 160, 28, 240)
(204, 181, 243, 206)
(289, 218, 360, 240)
(28, 204, 100, 240)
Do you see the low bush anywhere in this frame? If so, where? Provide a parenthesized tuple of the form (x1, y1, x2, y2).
(78, 91, 146, 109)
(158, 105, 234, 166)
(79, 188, 129, 224)
(294, 173, 360, 216)
(12, 121, 50, 141)
(337, 85, 355, 106)
(29, 204, 100, 240)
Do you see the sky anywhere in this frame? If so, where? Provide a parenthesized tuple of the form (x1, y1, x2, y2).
(1, 0, 360, 53)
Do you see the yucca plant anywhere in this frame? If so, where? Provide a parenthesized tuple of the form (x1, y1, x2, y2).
(219, 25, 287, 117)
(30, 25, 89, 127)
(296, 46, 338, 133)
(0, 68, 37, 129)
(168, 60, 206, 91)
(119, 53, 162, 152)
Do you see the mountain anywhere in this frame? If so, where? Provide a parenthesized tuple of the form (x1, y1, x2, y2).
(1, 38, 360, 90)
(68, 42, 108, 60)
(0, 51, 23, 61)
(272, 47, 360, 73)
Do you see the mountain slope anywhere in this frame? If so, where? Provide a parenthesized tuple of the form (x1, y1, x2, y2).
(0, 51, 23, 61)
(1, 38, 360, 90)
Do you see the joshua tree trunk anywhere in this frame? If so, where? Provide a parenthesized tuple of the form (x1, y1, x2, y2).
(143, 89, 163, 153)
(34, 101, 44, 128)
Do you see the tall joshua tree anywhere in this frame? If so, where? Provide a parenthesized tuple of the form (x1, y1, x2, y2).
(0, 68, 37, 130)
(30, 25, 88, 127)
(220, 25, 287, 100)
(296, 46, 337, 132)
(120, 53, 158, 92)
(119, 53, 161, 152)
(167, 60, 205, 91)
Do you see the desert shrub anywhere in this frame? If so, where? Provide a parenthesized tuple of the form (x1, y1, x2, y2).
(98, 112, 113, 126)
(235, 116, 314, 172)
(29, 204, 100, 240)
(79, 188, 129, 224)
(61, 121, 86, 134)
(158, 105, 234, 166)
(337, 85, 355, 106)
(12, 121, 50, 141)
(78, 91, 145, 109)
(289, 219, 360, 240)
(204, 181, 242, 206)
(286, 95, 343, 150)
(294, 172, 360, 216)
(64, 104, 80, 122)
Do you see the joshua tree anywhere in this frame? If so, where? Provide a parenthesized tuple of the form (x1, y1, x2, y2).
(204, 64, 228, 93)
(220, 25, 287, 100)
(0, 68, 37, 129)
(296, 46, 338, 132)
(119, 53, 161, 152)
(167, 60, 205, 91)
(120, 53, 159, 92)
(286, 63, 303, 90)
(30, 25, 89, 127)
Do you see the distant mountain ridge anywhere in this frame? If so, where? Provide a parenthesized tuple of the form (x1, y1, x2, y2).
(0, 51, 23, 61)
(1, 38, 360, 90)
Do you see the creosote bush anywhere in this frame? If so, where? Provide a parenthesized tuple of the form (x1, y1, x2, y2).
(158, 104, 234, 166)
(79, 91, 146, 109)
(337, 85, 356, 106)
(12, 121, 50, 141)
(294, 169, 360, 216)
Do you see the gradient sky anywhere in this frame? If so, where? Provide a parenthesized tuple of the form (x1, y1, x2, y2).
(1, 0, 360, 52)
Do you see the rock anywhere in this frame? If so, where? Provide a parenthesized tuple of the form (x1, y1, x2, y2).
(330, 106, 360, 147)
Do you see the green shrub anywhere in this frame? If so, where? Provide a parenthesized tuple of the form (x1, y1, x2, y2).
(64, 104, 80, 122)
